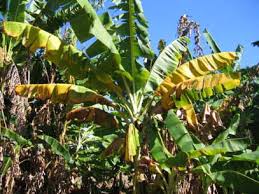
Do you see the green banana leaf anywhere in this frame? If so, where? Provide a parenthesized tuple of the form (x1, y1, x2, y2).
(203, 28, 221, 53)
(7, 0, 29, 22)
(165, 110, 195, 152)
(232, 151, 259, 164)
(70, 0, 122, 69)
(189, 138, 249, 158)
(38, 135, 72, 163)
(209, 170, 259, 193)
(0, 127, 32, 146)
(145, 37, 189, 92)
(148, 127, 172, 163)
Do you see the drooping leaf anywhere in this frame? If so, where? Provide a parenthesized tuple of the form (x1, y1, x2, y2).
(174, 73, 240, 97)
(145, 37, 189, 92)
(203, 28, 221, 53)
(172, 94, 199, 129)
(15, 84, 114, 106)
(38, 135, 72, 162)
(147, 126, 172, 163)
(232, 151, 259, 164)
(209, 170, 259, 193)
(157, 52, 238, 96)
(66, 107, 119, 129)
(189, 139, 249, 158)
(181, 102, 199, 129)
(0, 127, 32, 146)
(160, 73, 241, 114)
(3, 21, 91, 78)
(165, 110, 195, 152)
(125, 124, 140, 162)
(101, 137, 125, 158)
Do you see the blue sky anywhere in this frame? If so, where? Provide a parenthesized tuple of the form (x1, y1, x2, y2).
(142, 0, 259, 67)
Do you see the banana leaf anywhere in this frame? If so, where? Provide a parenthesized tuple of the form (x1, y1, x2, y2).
(165, 110, 195, 152)
(209, 170, 259, 193)
(3, 21, 92, 78)
(145, 37, 189, 92)
(15, 84, 114, 106)
(66, 107, 119, 129)
(203, 28, 221, 53)
(189, 138, 249, 158)
(0, 127, 32, 146)
(157, 52, 238, 96)
(38, 135, 72, 163)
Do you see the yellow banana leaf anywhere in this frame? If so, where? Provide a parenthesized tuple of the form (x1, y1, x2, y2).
(161, 73, 240, 129)
(160, 73, 240, 109)
(3, 21, 123, 94)
(182, 103, 199, 129)
(125, 124, 140, 162)
(174, 73, 240, 98)
(15, 84, 114, 106)
(3, 22, 91, 77)
(157, 52, 238, 95)
(66, 107, 118, 129)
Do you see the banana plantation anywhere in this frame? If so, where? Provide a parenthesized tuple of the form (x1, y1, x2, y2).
(0, 0, 258, 193)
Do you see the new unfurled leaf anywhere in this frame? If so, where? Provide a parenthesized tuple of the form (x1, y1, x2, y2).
(203, 28, 221, 53)
(15, 84, 114, 106)
(66, 107, 119, 129)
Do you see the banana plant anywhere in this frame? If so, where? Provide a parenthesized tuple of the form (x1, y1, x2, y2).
(2, 0, 246, 193)
(148, 111, 259, 194)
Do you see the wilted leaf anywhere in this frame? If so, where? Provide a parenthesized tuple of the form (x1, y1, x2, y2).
(125, 124, 140, 162)
(66, 107, 118, 129)
(101, 137, 125, 158)
(15, 84, 114, 106)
